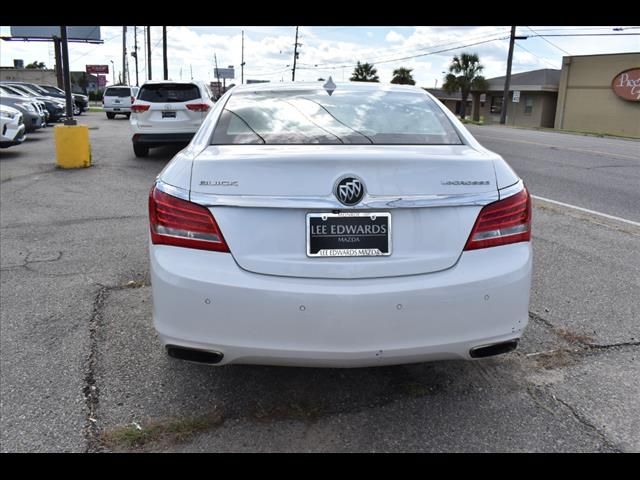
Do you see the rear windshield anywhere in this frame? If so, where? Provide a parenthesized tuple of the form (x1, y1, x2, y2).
(138, 83, 200, 103)
(104, 87, 131, 97)
(211, 88, 462, 145)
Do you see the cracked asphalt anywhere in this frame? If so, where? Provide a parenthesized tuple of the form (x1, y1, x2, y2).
(1, 114, 638, 452)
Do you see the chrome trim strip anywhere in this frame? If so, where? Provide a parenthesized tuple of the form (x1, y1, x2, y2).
(498, 179, 525, 200)
(155, 180, 190, 201)
(188, 190, 500, 209)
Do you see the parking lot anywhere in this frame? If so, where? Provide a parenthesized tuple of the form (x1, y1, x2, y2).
(1, 113, 638, 452)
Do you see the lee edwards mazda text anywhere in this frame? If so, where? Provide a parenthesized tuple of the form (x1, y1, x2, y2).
(148, 80, 532, 367)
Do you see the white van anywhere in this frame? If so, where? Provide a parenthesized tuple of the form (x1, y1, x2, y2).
(103, 86, 140, 119)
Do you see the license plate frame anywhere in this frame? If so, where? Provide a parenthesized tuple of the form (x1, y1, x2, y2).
(306, 212, 392, 257)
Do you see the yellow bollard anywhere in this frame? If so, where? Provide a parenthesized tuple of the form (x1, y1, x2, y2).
(54, 124, 91, 169)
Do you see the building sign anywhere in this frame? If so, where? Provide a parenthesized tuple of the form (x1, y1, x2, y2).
(214, 67, 235, 79)
(611, 68, 640, 102)
(512, 90, 520, 103)
(86, 64, 109, 74)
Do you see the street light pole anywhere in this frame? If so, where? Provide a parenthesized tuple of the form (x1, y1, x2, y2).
(60, 26, 75, 125)
(292, 26, 300, 82)
(110, 60, 115, 85)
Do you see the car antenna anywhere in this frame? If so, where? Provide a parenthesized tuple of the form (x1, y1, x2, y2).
(323, 76, 336, 96)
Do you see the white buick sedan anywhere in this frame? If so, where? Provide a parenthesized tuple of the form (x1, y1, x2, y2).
(148, 80, 532, 367)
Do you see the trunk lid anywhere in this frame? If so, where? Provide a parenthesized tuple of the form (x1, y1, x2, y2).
(189, 145, 498, 279)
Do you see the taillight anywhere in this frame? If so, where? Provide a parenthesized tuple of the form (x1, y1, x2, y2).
(131, 104, 150, 113)
(148, 186, 230, 252)
(186, 103, 210, 112)
(464, 187, 531, 251)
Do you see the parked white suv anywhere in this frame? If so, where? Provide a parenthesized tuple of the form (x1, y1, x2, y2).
(103, 85, 139, 119)
(130, 80, 214, 157)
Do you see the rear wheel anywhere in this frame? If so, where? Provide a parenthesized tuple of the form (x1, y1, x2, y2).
(106, 112, 115, 119)
(133, 144, 149, 158)
(126, 113, 131, 119)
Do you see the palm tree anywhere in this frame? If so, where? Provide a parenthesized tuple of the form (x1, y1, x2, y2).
(390, 67, 416, 85)
(25, 61, 46, 69)
(350, 62, 379, 82)
(442, 53, 488, 120)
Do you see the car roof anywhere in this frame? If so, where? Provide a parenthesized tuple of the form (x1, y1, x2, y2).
(140, 80, 204, 85)
(229, 81, 426, 95)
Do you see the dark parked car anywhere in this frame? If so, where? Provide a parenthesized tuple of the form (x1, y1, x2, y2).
(37, 84, 88, 114)
(0, 93, 44, 132)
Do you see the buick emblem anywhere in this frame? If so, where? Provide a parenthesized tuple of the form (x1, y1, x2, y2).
(334, 176, 365, 206)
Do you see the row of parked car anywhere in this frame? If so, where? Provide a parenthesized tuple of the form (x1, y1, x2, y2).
(0, 81, 89, 149)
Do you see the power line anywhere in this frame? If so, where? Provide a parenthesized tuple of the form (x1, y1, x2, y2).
(526, 26, 572, 55)
(514, 41, 560, 69)
(296, 36, 509, 72)
(306, 28, 511, 69)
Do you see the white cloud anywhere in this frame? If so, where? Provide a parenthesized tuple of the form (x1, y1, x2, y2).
(385, 30, 404, 43)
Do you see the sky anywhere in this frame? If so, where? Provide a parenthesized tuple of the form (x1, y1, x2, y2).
(1, 26, 638, 88)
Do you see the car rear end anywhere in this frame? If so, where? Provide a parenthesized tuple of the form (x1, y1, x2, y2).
(148, 83, 532, 367)
(130, 81, 211, 156)
(103, 86, 134, 118)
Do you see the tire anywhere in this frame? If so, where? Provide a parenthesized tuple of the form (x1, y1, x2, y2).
(106, 112, 115, 119)
(133, 144, 149, 158)
(126, 113, 131, 119)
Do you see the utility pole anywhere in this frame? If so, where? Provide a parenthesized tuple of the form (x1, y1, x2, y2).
(133, 26, 139, 86)
(292, 26, 300, 81)
(146, 26, 152, 80)
(190, 64, 193, 80)
(143, 27, 147, 81)
(162, 26, 168, 80)
(122, 26, 127, 85)
(500, 26, 516, 125)
(241, 30, 245, 85)
(214, 52, 220, 98)
(53, 36, 63, 88)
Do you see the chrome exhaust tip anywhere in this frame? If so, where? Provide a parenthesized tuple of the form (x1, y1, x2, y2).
(469, 339, 519, 358)
(166, 345, 224, 364)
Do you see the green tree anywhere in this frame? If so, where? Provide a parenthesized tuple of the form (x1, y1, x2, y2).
(390, 67, 416, 85)
(25, 61, 46, 69)
(350, 61, 379, 82)
(442, 53, 488, 120)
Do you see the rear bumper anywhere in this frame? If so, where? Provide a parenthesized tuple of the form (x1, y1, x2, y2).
(104, 106, 131, 113)
(132, 133, 195, 147)
(150, 241, 532, 367)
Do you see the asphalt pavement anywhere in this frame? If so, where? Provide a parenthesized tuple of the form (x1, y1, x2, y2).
(467, 124, 640, 223)
(1, 115, 638, 452)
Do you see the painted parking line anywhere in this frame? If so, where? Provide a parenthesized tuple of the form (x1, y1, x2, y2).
(475, 135, 640, 162)
(532, 195, 640, 227)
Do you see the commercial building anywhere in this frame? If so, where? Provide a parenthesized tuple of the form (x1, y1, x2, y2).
(478, 69, 560, 128)
(554, 52, 639, 138)
(0, 67, 105, 94)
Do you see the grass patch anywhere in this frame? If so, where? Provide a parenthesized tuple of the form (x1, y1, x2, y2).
(88, 107, 104, 112)
(555, 328, 594, 345)
(531, 349, 577, 370)
(101, 412, 224, 450)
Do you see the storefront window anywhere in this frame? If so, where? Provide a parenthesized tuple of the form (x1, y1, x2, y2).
(490, 95, 503, 114)
(524, 96, 534, 115)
